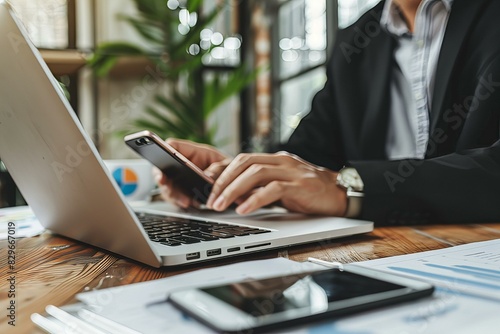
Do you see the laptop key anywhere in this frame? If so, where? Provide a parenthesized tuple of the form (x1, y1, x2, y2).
(249, 230, 272, 234)
(187, 232, 219, 241)
(171, 236, 201, 244)
(211, 224, 233, 230)
(157, 233, 182, 238)
(148, 231, 166, 236)
(154, 238, 169, 242)
(139, 213, 272, 244)
(208, 231, 235, 238)
(160, 241, 182, 247)
(214, 228, 248, 236)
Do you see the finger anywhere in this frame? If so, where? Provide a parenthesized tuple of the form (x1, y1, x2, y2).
(154, 162, 196, 208)
(211, 165, 296, 212)
(234, 188, 259, 205)
(207, 153, 281, 208)
(155, 173, 192, 209)
(275, 151, 313, 167)
(204, 158, 231, 179)
(152, 167, 165, 184)
(157, 182, 172, 202)
(165, 138, 202, 159)
(166, 138, 228, 167)
(236, 181, 288, 215)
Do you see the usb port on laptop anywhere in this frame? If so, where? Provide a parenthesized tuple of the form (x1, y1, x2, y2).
(186, 252, 200, 260)
(207, 249, 222, 257)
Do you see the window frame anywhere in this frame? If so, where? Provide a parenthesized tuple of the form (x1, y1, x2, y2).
(269, 0, 338, 148)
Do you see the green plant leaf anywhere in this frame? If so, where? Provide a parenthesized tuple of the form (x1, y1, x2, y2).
(171, 90, 202, 123)
(134, 117, 192, 140)
(143, 106, 170, 124)
(89, 42, 145, 60)
(133, 119, 168, 135)
(187, 0, 203, 13)
(204, 66, 261, 116)
(207, 123, 218, 143)
(88, 42, 145, 76)
(132, 0, 169, 22)
(88, 0, 259, 147)
(119, 15, 164, 45)
(155, 95, 197, 129)
(95, 57, 119, 77)
(203, 75, 216, 118)
(175, 56, 205, 77)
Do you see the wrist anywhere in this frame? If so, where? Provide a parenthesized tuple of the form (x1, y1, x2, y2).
(334, 177, 349, 217)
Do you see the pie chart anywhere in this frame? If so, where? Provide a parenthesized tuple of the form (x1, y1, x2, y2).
(112, 167, 138, 196)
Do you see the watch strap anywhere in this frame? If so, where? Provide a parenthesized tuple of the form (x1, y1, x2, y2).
(345, 189, 364, 218)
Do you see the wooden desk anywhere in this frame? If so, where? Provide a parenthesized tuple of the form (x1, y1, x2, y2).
(1, 223, 500, 333)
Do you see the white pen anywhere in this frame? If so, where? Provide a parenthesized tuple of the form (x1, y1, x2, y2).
(78, 308, 142, 334)
(45, 305, 107, 334)
(307, 257, 344, 270)
(31, 313, 65, 334)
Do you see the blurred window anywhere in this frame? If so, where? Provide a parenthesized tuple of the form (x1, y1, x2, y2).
(278, 0, 327, 79)
(273, 0, 381, 144)
(8, 0, 70, 49)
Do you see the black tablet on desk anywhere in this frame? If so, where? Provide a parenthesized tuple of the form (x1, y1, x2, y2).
(169, 264, 434, 333)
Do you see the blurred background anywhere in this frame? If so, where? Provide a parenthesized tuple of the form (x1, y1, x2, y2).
(0, 0, 381, 208)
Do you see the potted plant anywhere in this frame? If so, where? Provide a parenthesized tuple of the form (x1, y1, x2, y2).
(89, 0, 257, 145)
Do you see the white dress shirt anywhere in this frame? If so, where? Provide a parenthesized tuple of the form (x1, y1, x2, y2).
(381, 0, 453, 160)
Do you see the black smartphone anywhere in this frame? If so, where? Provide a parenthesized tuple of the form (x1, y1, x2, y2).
(124, 131, 214, 203)
(169, 265, 434, 333)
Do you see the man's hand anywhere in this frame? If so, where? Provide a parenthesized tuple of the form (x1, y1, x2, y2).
(153, 138, 230, 208)
(205, 152, 348, 216)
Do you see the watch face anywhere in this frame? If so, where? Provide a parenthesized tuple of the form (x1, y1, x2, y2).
(340, 168, 364, 191)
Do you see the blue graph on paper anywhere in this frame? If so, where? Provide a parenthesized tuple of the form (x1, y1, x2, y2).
(307, 241, 500, 334)
(388, 264, 500, 291)
(371, 246, 500, 302)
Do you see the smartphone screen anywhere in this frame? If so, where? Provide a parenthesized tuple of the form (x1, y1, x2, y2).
(201, 269, 405, 317)
(169, 264, 433, 333)
(124, 131, 213, 203)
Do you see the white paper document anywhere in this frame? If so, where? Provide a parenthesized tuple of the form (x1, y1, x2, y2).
(76, 257, 326, 333)
(329, 238, 500, 334)
(357, 238, 500, 301)
(68, 239, 500, 334)
(0, 205, 44, 239)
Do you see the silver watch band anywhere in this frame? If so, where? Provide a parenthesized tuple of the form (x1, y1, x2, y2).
(345, 189, 364, 218)
(336, 167, 364, 218)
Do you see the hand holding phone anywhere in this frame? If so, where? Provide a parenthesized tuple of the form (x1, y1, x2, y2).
(124, 131, 215, 204)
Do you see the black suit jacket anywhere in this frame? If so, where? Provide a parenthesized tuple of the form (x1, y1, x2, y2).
(284, 0, 500, 225)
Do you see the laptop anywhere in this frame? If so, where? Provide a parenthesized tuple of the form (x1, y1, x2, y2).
(0, 2, 373, 267)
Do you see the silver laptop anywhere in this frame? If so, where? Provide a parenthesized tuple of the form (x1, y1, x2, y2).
(0, 2, 373, 267)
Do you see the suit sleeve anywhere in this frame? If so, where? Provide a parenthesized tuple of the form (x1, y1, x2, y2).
(281, 46, 349, 172)
(283, 3, 500, 225)
(351, 144, 500, 224)
(351, 55, 500, 225)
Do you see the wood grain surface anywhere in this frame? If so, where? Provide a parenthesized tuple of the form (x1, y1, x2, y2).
(1, 223, 499, 333)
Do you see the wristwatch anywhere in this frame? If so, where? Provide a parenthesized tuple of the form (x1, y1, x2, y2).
(336, 167, 364, 218)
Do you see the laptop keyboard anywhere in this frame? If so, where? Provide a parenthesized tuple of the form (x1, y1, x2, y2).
(136, 213, 272, 247)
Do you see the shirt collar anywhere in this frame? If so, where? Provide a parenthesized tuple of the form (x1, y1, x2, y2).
(381, 0, 454, 37)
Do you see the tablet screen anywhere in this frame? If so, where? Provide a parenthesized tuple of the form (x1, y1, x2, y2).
(201, 269, 405, 317)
